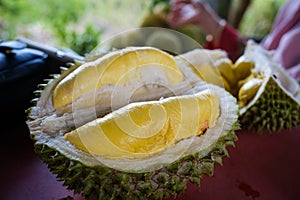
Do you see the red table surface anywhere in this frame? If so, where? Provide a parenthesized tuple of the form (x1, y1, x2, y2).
(1, 120, 300, 200)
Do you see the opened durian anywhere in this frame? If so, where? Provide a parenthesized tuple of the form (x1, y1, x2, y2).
(27, 46, 239, 199)
(180, 41, 300, 132)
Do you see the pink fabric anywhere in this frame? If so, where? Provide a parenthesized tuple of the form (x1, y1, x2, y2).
(260, 0, 300, 81)
(261, 0, 300, 50)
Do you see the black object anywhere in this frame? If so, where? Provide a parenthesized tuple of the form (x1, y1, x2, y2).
(0, 39, 83, 126)
(0, 40, 48, 84)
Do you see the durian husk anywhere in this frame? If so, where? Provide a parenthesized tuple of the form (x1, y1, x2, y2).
(33, 127, 238, 200)
(178, 41, 300, 132)
(29, 83, 238, 172)
(238, 41, 300, 132)
(29, 85, 239, 199)
(27, 47, 239, 199)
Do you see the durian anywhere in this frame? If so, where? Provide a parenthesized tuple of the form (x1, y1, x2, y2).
(27, 46, 239, 199)
(180, 41, 300, 132)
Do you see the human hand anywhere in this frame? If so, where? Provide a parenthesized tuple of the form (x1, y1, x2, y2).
(168, 0, 224, 45)
(167, 0, 205, 27)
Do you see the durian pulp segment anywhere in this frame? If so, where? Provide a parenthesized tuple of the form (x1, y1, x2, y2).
(239, 41, 300, 114)
(175, 49, 253, 96)
(175, 48, 228, 87)
(233, 56, 255, 81)
(217, 56, 259, 107)
(238, 77, 263, 108)
(176, 47, 260, 107)
(64, 89, 219, 159)
(53, 47, 184, 110)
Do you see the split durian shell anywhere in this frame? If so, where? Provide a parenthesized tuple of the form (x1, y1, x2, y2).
(27, 46, 239, 199)
(238, 41, 300, 132)
(180, 41, 300, 132)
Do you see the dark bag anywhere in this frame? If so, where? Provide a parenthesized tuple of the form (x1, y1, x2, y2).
(0, 39, 83, 125)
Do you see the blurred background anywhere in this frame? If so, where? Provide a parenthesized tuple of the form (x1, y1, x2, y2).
(0, 0, 286, 56)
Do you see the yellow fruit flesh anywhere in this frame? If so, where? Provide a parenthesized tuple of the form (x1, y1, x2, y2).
(53, 47, 184, 109)
(233, 56, 255, 81)
(238, 77, 263, 107)
(191, 64, 224, 87)
(214, 58, 235, 87)
(64, 89, 219, 159)
(190, 56, 261, 108)
(189, 58, 237, 95)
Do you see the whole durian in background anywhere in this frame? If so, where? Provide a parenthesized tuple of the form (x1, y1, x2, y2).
(27, 46, 239, 199)
(182, 41, 300, 132)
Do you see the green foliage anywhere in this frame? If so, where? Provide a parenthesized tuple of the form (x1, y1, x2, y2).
(62, 24, 103, 56)
(0, 0, 102, 55)
(39, 0, 102, 54)
(239, 0, 286, 39)
(42, 0, 102, 54)
(0, 0, 33, 39)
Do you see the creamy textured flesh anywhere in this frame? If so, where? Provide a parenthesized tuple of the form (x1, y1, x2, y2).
(182, 51, 258, 106)
(64, 89, 220, 159)
(53, 47, 184, 109)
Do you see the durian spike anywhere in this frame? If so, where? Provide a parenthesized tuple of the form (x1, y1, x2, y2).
(59, 66, 68, 71)
(37, 83, 47, 89)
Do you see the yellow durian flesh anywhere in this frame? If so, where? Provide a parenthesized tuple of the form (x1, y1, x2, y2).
(212, 57, 255, 98)
(177, 50, 240, 96)
(214, 58, 235, 87)
(53, 46, 184, 110)
(238, 77, 263, 107)
(190, 63, 223, 87)
(177, 49, 227, 88)
(179, 48, 259, 107)
(64, 89, 219, 159)
(233, 55, 255, 81)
